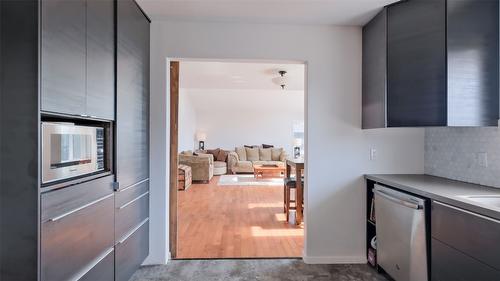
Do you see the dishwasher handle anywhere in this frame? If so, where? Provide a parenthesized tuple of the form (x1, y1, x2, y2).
(374, 189, 422, 210)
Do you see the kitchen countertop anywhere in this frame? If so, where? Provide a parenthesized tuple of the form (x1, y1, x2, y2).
(365, 174, 500, 220)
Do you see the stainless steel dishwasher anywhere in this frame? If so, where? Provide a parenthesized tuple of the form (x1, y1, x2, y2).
(374, 184, 428, 281)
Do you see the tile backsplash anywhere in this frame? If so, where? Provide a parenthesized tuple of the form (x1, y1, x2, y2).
(425, 127, 500, 188)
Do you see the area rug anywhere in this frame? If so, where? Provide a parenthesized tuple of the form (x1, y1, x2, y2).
(218, 175, 284, 186)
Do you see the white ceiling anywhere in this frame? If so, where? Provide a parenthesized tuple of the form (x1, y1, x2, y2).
(179, 61, 305, 91)
(136, 0, 398, 26)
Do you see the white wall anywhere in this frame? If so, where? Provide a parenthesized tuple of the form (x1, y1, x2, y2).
(178, 92, 197, 151)
(180, 88, 304, 155)
(148, 20, 425, 265)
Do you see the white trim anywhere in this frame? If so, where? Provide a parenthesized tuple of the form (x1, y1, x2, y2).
(302, 255, 367, 265)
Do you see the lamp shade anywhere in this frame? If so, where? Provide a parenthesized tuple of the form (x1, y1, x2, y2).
(196, 132, 207, 141)
(293, 138, 303, 147)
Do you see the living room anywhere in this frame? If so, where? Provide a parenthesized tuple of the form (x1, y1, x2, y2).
(174, 60, 305, 259)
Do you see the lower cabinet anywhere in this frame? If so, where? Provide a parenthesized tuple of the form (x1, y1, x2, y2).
(431, 201, 500, 280)
(40, 176, 115, 281)
(115, 220, 149, 281)
(115, 179, 150, 281)
(80, 249, 115, 281)
(432, 238, 500, 281)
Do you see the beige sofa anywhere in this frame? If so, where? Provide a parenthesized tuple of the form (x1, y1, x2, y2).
(228, 146, 287, 174)
(179, 151, 214, 182)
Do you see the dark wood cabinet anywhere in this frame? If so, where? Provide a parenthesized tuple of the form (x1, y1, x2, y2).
(116, 1, 150, 280)
(432, 238, 500, 281)
(117, 0, 150, 189)
(362, 8, 387, 129)
(446, 0, 499, 126)
(362, 0, 499, 128)
(40, 176, 115, 281)
(431, 201, 500, 271)
(387, 0, 447, 127)
(0, 1, 40, 280)
(86, 0, 115, 120)
(115, 220, 149, 281)
(41, 0, 115, 120)
(41, 0, 87, 116)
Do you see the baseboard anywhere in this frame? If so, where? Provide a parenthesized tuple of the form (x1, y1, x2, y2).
(302, 255, 367, 264)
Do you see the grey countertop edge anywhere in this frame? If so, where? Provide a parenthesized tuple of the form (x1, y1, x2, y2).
(364, 174, 500, 221)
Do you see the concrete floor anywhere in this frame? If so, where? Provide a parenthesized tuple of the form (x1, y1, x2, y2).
(130, 259, 387, 281)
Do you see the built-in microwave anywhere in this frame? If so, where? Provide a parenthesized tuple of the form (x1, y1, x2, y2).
(41, 122, 106, 185)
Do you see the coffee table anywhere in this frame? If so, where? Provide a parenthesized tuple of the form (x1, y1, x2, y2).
(253, 164, 286, 179)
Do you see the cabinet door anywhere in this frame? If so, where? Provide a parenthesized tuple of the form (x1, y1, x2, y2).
(41, 185, 114, 281)
(41, 0, 86, 116)
(117, 0, 150, 189)
(432, 238, 500, 281)
(387, 0, 447, 127)
(362, 8, 387, 129)
(431, 201, 500, 270)
(115, 220, 149, 281)
(86, 0, 115, 120)
(447, 0, 499, 126)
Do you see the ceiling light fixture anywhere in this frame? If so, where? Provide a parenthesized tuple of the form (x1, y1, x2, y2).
(272, 70, 288, 90)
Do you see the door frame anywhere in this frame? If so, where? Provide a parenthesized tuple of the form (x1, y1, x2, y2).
(168, 58, 308, 260)
(168, 61, 179, 258)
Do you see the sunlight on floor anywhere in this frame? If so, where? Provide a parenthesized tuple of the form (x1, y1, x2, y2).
(247, 202, 283, 209)
(274, 213, 286, 222)
(250, 226, 304, 237)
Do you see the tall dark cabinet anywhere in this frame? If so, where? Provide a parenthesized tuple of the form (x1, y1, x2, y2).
(115, 1, 150, 281)
(362, 0, 499, 128)
(0, 1, 40, 280)
(1, 0, 150, 280)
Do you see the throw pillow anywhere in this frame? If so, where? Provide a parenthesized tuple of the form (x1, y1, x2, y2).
(246, 147, 259, 161)
(262, 144, 274, 148)
(207, 148, 220, 160)
(182, 150, 193, 156)
(235, 147, 247, 161)
(259, 148, 272, 161)
(217, 150, 228, 162)
(271, 148, 283, 161)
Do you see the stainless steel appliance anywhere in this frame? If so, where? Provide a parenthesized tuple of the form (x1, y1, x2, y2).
(374, 184, 428, 281)
(42, 122, 105, 184)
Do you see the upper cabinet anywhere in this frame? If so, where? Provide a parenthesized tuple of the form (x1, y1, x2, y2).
(86, 0, 115, 120)
(41, 0, 115, 120)
(41, 0, 86, 116)
(362, 0, 499, 128)
(362, 9, 387, 129)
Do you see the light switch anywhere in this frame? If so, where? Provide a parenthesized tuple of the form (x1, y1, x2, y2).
(370, 148, 377, 161)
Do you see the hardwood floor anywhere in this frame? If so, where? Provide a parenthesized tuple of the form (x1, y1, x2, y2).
(177, 176, 304, 259)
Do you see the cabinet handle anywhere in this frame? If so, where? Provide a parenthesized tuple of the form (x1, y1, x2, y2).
(71, 247, 114, 281)
(433, 201, 500, 224)
(117, 218, 149, 244)
(47, 193, 114, 222)
(117, 178, 149, 193)
(374, 189, 422, 210)
(118, 191, 149, 210)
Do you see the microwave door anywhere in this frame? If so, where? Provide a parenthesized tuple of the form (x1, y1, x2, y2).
(42, 123, 98, 184)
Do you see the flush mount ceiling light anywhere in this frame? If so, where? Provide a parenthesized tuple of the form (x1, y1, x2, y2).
(272, 70, 288, 90)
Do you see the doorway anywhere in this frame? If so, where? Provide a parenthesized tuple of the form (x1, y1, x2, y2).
(169, 59, 306, 259)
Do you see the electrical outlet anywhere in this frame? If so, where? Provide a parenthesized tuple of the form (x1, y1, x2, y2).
(370, 148, 377, 161)
(477, 152, 488, 168)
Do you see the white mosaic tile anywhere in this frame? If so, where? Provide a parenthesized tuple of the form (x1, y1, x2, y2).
(425, 127, 500, 188)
